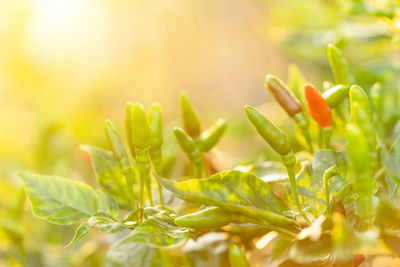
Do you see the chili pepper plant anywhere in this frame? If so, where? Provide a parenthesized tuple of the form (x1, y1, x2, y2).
(19, 44, 400, 266)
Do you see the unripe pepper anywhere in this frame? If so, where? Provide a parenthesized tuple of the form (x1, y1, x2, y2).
(349, 85, 377, 171)
(370, 82, 382, 115)
(349, 85, 372, 119)
(327, 44, 352, 122)
(180, 92, 201, 138)
(149, 102, 163, 166)
(174, 207, 232, 229)
(132, 103, 151, 149)
(327, 44, 352, 85)
(148, 102, 164, 205)
(265, 74, 303, 117)
(245, 105, 310, 223)
(131, 103, 153, 213)
(245, 105, 291, 156)
(305, 84, 332, 128)
(199, 118, 228, 152)
(346, 123, 372, 224)
(322, 84, 349, 108)
(173, 127, 203, 177)
(346, 123, 370, 174)
(265, 74, 313, 152)
(229, 244, 250, 267)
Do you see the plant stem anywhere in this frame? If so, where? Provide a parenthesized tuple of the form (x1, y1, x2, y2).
(135, 148, 153, 221)
(121, 163, 137, 210)
(323, 166, 338, 218)
(321, 126, 332, 149)
(282, 152, 311, 224)
(294, 113, 314, 153)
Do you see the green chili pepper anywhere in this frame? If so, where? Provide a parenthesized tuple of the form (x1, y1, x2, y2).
(199, 118, 227, 152)
(346, 123, 372, 226)
(322, 165, 339, 217)
(148, 102, 164, 205)
(125, 102, 135, 157)
(173, 127, 203, 177)
(265, 75, 313, 152)
(327, 44, 352, 85)
(245, 105, 291, 156)
(131, 103, 153, 214)
(346, 123, 370, 173)
(105, 120, 137, 210)
(370, 82, 382, 115)
(174, 207, 232, 229)
(321, 84, 351, 122)
(131, 103, 151, 149)
(349, 85, 372, 119)
(229, 244, 250, 267)
(245, 105, 309, 223)
(349, 85, 377, 171)
(149, 102, 163, 166)
(180, 92, 201, 138)
(322, 84, 349, 108)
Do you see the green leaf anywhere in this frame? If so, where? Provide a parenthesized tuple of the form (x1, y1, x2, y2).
(312, 150, 348, 196)
(88, 215, 127, 233)
(105, 242, 166, 267)
(65, 222, 91, 247)
(156, 170, 295, 227)
(96, 191, 119, 217)
(312, 150, 348, 181)
(20, 173, 97, 225)
(117, 215, 189, 248)
(81, 145, 129, 203)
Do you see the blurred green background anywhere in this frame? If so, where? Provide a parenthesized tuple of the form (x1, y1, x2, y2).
(1, 0, 399, 266)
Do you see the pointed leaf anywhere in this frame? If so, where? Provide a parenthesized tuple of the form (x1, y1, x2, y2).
(81, 145, 129, 203)
(106, 242, 166, 267)
(156, 170, 294, 227)
(96, 191, 119, 217)
(117, 215, 189, 248)
(65, 222, 91, 247)
(20, 173, 97, 224)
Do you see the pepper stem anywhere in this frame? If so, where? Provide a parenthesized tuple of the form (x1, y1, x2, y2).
(294, 113, 314, 153)
(282, 152, 311, 224)
(135, 148, 153, 221)
(120, 159, 137, 211)
(320, 126, 332, 149)
(323, 165, 339, 218)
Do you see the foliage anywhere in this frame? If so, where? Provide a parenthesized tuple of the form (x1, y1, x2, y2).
(4, 1, 400, 266)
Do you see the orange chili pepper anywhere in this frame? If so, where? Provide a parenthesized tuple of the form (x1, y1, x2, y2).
(305, 84, 332, 127)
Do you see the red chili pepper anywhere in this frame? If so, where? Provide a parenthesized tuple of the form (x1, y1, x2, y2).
(305, 84, 332, 127)
(353, 254, 365, 267)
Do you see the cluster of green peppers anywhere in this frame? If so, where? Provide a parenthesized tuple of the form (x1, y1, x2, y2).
(241, 43, 379, 229)
(175, 92, 227, 178)
(105, 102, 165, 221)
(102, 43, 382, 264)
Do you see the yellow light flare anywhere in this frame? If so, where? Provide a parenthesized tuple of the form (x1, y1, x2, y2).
(255, 231, 278, 249)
